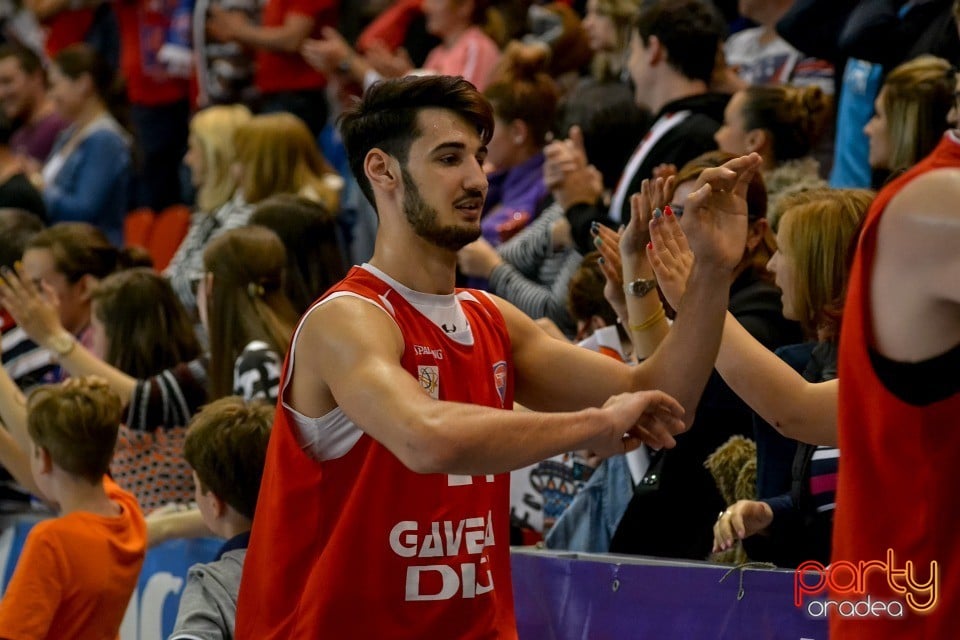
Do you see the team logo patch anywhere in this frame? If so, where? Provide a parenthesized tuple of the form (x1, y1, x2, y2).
(492, 361, 507, 407)
(418, 365, 440, 399)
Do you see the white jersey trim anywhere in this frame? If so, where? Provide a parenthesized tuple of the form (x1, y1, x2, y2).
(281, 291, 395, 462)
(361, 263, 475, 345)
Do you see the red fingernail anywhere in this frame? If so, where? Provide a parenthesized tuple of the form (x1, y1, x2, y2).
(647, 242, 653, 250)
(664, 205, 673, 216)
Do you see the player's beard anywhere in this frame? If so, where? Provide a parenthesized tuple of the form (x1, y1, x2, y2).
(401, 167, 482, 251)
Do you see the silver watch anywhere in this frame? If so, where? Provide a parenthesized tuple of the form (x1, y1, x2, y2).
(624, 278, 657, 298)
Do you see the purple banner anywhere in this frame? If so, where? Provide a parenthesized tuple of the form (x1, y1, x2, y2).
(511, 550, 828, 640)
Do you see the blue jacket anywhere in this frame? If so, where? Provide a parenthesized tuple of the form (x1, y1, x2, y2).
(44, 118, 131, 246)
(544, 455, 634, 553)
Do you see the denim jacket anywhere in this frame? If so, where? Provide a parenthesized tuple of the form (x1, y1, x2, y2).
(544, 455, 634, 553)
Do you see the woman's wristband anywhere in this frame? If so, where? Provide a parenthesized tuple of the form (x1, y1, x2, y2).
(629, 306, 666, 333)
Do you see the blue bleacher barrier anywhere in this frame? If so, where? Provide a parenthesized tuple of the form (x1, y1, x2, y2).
(118, 537, 223, 640)
(0, 516, 828, 639)
(511, 548, 829, 640)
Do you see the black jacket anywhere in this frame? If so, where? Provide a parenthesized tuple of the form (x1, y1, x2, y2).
(566, 92, 730, 255)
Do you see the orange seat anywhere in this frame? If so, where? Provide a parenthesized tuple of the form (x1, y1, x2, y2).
(124, 207, 156, 250)
(146, 205, 192, 271)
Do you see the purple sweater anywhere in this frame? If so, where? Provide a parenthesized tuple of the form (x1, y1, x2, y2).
(11, 112, 69, 163)
(481, 152, 547, 247)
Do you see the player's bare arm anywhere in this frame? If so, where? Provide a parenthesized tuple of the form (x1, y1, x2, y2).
(287, 296, 684, 476)
(716, 313, 838, 446)
(874, 168, 960, 361)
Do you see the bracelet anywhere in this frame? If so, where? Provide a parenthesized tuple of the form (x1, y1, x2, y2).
(628, 306, 666, 333)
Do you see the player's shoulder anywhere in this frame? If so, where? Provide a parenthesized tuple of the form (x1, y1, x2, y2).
(472, 290, 524, 327)
(302, 291, 394, 327)
(296, 292, 403, 357)
(886, 167, 960, 223)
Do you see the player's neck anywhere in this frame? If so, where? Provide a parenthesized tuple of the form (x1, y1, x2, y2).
(369, 234, 458, 295)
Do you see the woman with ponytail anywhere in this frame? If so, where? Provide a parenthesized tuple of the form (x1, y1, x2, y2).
(41, 44, 132, 246)
(863, 55, 955, 186)
(714, 84, 831, 229)
(199, 225, 299, 402)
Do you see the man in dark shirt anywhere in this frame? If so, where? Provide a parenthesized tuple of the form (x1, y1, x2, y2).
(0, 45, 68, 166)
(547, 0, 730, 254)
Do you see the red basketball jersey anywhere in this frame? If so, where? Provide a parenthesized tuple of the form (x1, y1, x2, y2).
(235, 266, 518, 639)
(832, 133, 960, 637)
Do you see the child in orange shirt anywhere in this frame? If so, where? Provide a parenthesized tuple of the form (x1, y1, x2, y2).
(0, 377, 146, 639)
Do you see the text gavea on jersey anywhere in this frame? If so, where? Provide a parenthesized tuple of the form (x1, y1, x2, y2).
(389, 509, 497, 601)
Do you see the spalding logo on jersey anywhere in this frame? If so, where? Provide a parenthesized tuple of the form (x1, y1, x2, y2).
(492, 361, 507, 408)
(418, 365, 440, 399)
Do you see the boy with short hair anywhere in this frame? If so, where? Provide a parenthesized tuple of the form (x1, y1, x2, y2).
(170, 396, 272, 640)
(0, 377, 146, 639)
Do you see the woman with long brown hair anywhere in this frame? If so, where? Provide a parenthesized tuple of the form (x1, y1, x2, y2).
(249, 194, 347, 314)
(199, 225, 300, 401)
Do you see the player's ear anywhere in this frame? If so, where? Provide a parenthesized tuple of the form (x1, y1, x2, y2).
(366, 149, 399, 192)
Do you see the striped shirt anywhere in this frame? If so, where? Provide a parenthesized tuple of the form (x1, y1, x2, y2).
(488, 203, 581, 337)
(807, 446, 839, 514)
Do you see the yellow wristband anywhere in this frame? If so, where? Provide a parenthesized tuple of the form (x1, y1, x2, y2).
(629, 306, 666, 333)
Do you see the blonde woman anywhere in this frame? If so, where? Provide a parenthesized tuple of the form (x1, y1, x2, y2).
(582, 0, 642, 83)
(864, 55, 954, 182)
(233, 112, 343, 214)
(165, 104, 253, 313)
